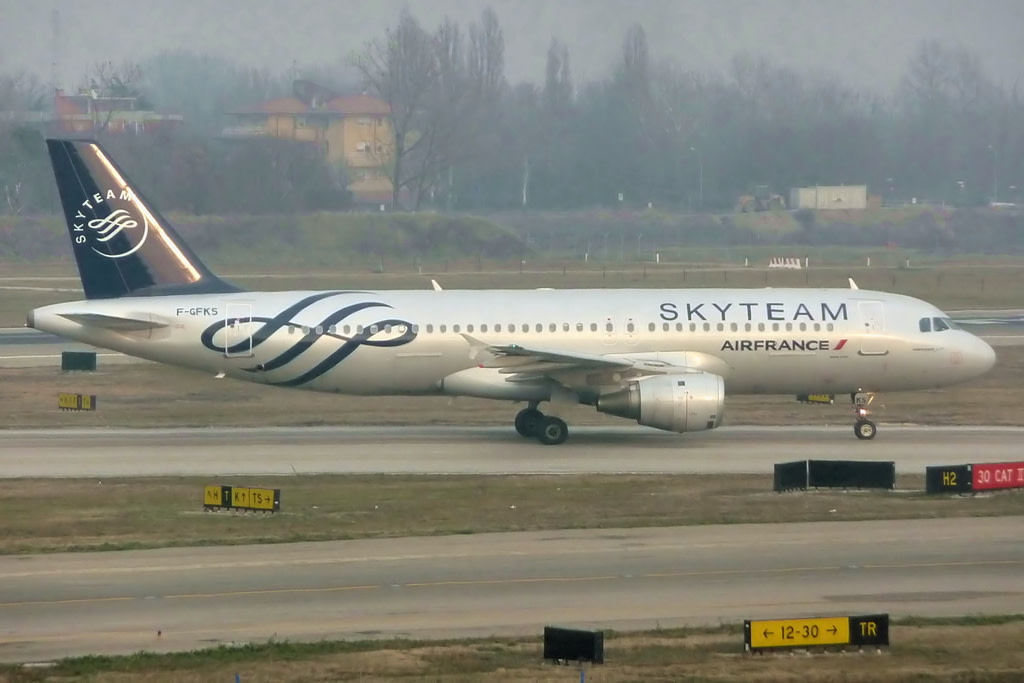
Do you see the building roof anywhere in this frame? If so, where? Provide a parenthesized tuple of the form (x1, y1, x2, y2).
(228, 83, 390, 117)
(325, 94, 390, 115)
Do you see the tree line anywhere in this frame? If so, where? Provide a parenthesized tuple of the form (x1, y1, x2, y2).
(1, 8, 1022, 215)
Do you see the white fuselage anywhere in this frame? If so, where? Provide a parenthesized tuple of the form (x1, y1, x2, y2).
(30, 287, 996, 400)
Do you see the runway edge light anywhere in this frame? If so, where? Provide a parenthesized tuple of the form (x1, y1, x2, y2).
(744, 614, 889, 653)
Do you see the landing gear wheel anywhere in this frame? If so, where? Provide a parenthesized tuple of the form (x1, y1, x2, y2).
(536, 416, 569, 445)
(514, 408, 543, 437)
(854, 419, 877, 440)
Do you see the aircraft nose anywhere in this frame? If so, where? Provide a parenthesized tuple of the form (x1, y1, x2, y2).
(967, 335, 997, 376)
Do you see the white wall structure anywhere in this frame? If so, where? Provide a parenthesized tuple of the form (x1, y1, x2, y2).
(789, 185, 868, 210)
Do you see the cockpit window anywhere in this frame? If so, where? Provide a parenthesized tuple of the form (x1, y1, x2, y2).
(924, 317, 960, 332)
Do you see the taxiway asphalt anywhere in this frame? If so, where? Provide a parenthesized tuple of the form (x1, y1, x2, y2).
(2, 425, 1022, 477)
(1, 516, 1020, 662)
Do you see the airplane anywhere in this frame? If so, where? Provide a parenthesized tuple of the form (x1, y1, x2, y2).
(27, 138, 997, 444)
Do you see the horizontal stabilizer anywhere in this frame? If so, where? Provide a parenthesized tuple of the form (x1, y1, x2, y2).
(59, 312, 169, 331)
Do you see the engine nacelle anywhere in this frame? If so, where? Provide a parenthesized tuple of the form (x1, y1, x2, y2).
(596, 373, 725, 433)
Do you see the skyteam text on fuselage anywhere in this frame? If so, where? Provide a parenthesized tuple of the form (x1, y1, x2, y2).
(28, 139, 997, 444)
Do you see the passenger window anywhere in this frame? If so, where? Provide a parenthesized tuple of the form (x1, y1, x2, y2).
(605, 322, 613, 332)
(827, 323, 834, 332)
(354, 325, 361, 334)
(731, 323, 738, 332)
(384, 324, 392, 333)
(590, 323, 597, 332)
(689, 323, 696, 332)
(799, 323, 806, 332)
(813, 323, 820, 332)
(785, 323, 792, 331)
(521, 324, 529, 333)
(288, 325, 295, 335)
(467, 324, 474, 333)
(534, 323, 541, 333)
(677, 323, 684, 332)
(576, 323, 583, 332)
(702, 323, 710, 332)
(662, 323, 669, 332)
(439, 324, 446, 333)
(480, 324, 487, 333)
(758, 323, 765, 332)
(744, 323, 752, 332)
(919, 317, 932, 332)
(772, 323, 780, 332)
(426, 324, 433, 333)
(716, 323, 724, 332)
(649, 323, 656, 332)
(627, 323, 635, 332)
(411, 324, 419, 333)
(494, 324, 501, 332)
(452, 324, 460, 333)
(563, 323, 570, 332)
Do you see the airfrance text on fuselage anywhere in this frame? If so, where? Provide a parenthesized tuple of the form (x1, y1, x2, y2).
(721, 339, 848, 352)
(659, 302, 848, 322)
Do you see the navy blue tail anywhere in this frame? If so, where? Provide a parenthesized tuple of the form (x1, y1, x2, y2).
(46, 138, 239, 299)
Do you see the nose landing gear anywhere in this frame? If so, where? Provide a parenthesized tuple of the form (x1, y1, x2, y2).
(852, 392, 877, 440)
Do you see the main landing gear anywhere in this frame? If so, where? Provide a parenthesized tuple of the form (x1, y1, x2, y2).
(514, 404, 568, 445)
(852, 392, 877, 440)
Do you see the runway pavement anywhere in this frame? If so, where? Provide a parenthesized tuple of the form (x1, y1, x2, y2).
(2, 425, 1023, 477)
(1, 516, 1020, 662)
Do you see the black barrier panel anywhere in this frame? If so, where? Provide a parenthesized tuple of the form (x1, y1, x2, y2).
(807, 460, 895, 489)
(543, 626, 604, 664)
(925, 465, 972, 494)
(849, 614, 890, 646)
(61, 351, 97, 371)
(774, 461, 808, 492)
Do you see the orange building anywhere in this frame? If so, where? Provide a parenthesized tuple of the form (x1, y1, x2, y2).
(224, 80, 395, 205)
(51, 88, 182, 134)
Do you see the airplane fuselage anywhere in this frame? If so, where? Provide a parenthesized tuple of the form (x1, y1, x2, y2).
(31, 286, 993, 400)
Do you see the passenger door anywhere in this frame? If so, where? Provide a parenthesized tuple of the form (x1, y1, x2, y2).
(857, 300, 888, 355)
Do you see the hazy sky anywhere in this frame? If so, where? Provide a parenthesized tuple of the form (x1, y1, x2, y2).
(2, 0, 1023, 93)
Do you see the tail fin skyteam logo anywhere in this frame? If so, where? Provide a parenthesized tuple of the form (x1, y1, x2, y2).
(72, 188, 149, 259)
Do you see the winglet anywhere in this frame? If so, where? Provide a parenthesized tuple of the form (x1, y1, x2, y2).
(460, 332, 491, 360)
(431, 279, 443, 291)
(848, 278, 859, 290)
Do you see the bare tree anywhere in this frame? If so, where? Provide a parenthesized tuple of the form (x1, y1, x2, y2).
(85, 60, 146, 134)
(349, 9, 439, 209)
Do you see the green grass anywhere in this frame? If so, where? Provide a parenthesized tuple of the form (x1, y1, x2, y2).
(2, 474, 1022, 555)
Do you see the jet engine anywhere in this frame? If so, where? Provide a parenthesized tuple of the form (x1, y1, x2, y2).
(596, 372, 725, 433)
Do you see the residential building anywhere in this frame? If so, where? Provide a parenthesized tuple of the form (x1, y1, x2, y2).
(0, 88, 182, 135)
(223, 80, 394, 205)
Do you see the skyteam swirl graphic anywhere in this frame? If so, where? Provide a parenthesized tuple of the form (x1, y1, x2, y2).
(200, 292, 418, 387)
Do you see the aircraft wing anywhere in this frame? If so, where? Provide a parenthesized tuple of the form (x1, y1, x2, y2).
(481, 343, 635, 375)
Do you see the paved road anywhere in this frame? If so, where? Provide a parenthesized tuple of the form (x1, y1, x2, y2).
(2, 425, 1022, 478)
(1, 517, 1020, 662)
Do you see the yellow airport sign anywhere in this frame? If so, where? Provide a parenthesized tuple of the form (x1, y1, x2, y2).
(203, 486, 223, 507)
(58, 392, 97, 411)
(203, 485, 280, 513)
(247, 488, 278, 512)
(231, 487, 250, 508)
(747, 616, 849, 649)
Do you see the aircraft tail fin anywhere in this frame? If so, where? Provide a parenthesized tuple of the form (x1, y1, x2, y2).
(45, 138, 239, 299)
